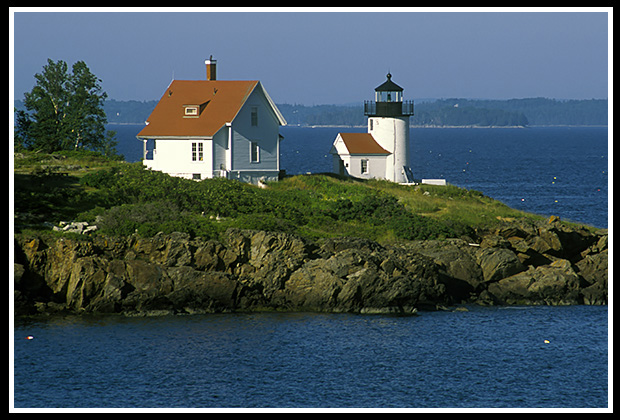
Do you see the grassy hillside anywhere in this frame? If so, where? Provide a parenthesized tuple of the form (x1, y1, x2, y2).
(13, 150, 549, 244)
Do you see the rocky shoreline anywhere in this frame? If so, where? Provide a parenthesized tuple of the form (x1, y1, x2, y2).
(14, 217, 607, 317)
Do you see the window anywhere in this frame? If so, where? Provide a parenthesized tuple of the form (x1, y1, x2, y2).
(192, 173, 201, 180)
(192, 142, 203, 161)
(250, 141, 260, 163)
(251, 106, 258, 126)
(185, 107, 198, 116)
(361, 159, 369, 174)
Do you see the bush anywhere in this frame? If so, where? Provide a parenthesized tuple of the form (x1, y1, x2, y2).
(233, 213, 298, 235)
(79, 167, 120, 188)
(330, 194, 407, 224)
(327, 192, 463, 240)
(388, 214, 457, 240)
(90, 201, 219, 239)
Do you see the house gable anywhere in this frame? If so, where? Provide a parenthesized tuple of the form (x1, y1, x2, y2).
(229, 85, 282, 171)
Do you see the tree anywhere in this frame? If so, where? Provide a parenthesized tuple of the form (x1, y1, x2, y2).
(15, 59, 118, 155)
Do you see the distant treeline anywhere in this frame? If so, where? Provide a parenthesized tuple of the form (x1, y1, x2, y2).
(14, 97, 608, 127)
(416, 98, 608, 127)
(277, 98, 607, 127)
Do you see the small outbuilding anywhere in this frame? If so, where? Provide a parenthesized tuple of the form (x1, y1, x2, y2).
(330, 133, 391, 179)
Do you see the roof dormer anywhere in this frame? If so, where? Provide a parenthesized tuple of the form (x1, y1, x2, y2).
(183, 101, 209, 118)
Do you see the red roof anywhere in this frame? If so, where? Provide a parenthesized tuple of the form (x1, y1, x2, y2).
(137, 80, 262, 138)
(338, 133, 391, 155)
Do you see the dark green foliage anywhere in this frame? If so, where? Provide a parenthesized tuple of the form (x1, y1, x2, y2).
(15, 59, 119, 156)
(79, 167, 120, 189)
(74, 163, 306, 238)
(14, 173, 87, 222)
(327, 193, 460, 240)
(387, 214, 456, 241)
(330, 194, 403, 223)
(16, 150, 487, 241)
(83, 201, 219, 239)
(234, 213, 298, 235)
(73, 163, 463, 240)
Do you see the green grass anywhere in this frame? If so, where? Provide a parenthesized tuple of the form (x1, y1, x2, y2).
(13, 150, 551, 244)
(270, 174, 538, 235)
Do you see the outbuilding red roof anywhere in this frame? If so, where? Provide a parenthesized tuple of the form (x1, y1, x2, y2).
(338, 133, 391, 155)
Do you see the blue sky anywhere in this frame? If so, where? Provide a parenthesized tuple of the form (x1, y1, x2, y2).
(11, 8, 611, 105)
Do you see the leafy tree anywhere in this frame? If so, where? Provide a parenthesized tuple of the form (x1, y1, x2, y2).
(15, 59, 117, 155)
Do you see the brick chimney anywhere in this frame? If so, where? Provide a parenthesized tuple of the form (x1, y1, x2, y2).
(205, 55, 216, 81)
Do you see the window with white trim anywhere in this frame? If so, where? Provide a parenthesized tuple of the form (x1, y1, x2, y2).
(361, 159, 369, 174)
(250, 141, 259, 163)
(192, 142, 203, 161)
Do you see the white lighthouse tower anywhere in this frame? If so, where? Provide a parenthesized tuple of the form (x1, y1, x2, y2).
(364, 73, 415, 183)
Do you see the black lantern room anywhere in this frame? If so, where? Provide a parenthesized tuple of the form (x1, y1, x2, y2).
(364, 73, 414, 118)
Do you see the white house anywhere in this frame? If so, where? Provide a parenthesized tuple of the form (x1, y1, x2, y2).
(137, 57, 287, 185)
(330, 73, 415, 184)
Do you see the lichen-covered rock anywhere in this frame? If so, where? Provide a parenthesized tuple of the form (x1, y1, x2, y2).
(487, 259, 583, 305)
(13, 220, 608, 316)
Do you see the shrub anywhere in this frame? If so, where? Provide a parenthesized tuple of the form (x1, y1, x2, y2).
(233, 213, 298, 235)
(388, 214, 457, 240)
(91, 201, 219, 239)
(79, 167, 120, 188)
(330, 194, 406, 223)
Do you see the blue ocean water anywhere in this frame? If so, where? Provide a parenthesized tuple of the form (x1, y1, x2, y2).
(24, 125, 605, 409)
(113, 124, 608, 228)
(13, 306, 608, 408)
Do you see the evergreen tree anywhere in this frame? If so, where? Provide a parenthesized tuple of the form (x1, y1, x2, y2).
(15, 59, 117, 154)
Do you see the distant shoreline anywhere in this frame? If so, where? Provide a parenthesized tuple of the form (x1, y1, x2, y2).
(239, 124, 608, 129)
(106, 122, 608, 129)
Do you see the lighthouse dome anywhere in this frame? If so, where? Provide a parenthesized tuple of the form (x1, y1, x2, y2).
(375, 73, 404, 93)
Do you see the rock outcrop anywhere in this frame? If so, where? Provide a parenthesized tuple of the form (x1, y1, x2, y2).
(13, 217, 608, 317)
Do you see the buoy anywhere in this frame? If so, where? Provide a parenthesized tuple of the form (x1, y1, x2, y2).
(26, 336, 34, 340)
(544, 340, 550, 344)
(521, 198, 525, 202)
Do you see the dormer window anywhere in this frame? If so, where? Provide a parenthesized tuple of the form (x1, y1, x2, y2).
(184, 106, 199, 116)
(183, 101, 209, 118)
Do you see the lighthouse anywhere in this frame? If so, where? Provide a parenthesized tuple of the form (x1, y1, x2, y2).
(331, 74, 444, 185)
(330, 73, 415, 183)
(364, 73, 415, 183)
